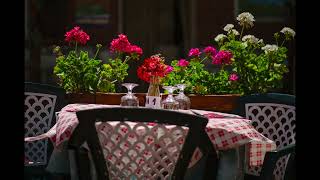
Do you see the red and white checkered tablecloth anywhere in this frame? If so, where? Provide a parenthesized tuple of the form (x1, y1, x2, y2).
(25, 103, 276, 167)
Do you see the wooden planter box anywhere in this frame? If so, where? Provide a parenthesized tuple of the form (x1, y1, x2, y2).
(66, 93, 241, 113)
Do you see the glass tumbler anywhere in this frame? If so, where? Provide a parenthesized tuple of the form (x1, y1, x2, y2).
(161, 86, 179, 110)
(120, 83, 139, 107)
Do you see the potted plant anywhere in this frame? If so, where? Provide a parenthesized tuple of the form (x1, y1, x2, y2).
(53, 26, 143, 104)
(162, 12, 295, 112)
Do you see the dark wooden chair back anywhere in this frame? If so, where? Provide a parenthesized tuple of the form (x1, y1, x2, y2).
(68, 107, 217, 180)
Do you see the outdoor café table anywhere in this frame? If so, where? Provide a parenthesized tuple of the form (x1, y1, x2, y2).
(25, 103, 276, 180)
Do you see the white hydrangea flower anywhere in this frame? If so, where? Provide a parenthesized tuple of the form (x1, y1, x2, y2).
(215, 34, 227, 42)
(261, 44, 279, 54)
(242, 35, 259, 44)
(237, 12, 255, 28)
(223, 24, 234, 32)
(280, 27, 296, 37)
(230, 29, 239, 36)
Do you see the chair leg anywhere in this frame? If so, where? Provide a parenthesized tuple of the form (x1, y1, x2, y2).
(203, 152, 219, 180)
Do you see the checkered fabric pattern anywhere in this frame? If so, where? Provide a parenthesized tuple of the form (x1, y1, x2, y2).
(25, 104, 276, 167)
(189, 109, 276, 166)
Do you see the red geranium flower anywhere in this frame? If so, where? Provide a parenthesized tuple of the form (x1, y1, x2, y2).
(137, 55, 169, 83)
(128, 45, 143, 56)
(110, 34, 131, 53)
(110, 34, 143, 57)
(64, 26, 90, 45)
(212, 50, 233, 65)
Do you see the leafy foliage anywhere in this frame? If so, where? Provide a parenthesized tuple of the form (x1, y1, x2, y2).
(163, 13, 294, 95)
(53, 46, 129, 93)
(53, 27, 142, 93)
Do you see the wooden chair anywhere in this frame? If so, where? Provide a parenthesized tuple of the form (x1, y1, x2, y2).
(24, 82, 66, 180)
(68, 107, 218, 180)
(233, 93, 296, 180)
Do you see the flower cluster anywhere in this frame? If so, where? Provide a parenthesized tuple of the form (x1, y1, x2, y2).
(163, 12, 295, 95)
(213, 12, 295, 94)
(212, 50, 233, 65)
(242, 35, 260, 45)
(229, 73, 239, 81)
(177, 59, 189, 67)
(188, 48, 201, 57)
(215, 34, 227, 43)
(137, 55, 171, 83)
(110, 34, 143, 57)
(261, 44, 279, 54)
(64, 26, 90, 45)
(236, 12, 255, 28)
(163, 45, 236, 94)
(280, 27, 296, 39)
(54, 26, 142, 93)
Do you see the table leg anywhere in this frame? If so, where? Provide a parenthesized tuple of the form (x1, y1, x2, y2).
(216, 146, 245, 180)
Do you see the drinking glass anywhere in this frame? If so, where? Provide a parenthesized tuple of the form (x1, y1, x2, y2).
(120, 83, 139, 107)
(161, 86, 179, 110)
(175, 84, 191, 110)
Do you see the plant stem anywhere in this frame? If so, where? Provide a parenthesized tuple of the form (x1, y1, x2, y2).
(75, 42, 78, 54)
(200, 56, 208, 63)
(275, 36, 279, 46)
(94, 46, 102, 59)
(239, 26, 245, 40)
(281, 39, 286, 47)
(123, 56, 131, 63)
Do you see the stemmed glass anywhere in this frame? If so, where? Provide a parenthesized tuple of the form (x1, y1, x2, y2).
(120, 83, 139, 107)
(161, 86, 179, 110)
(174, 84, 191, 110)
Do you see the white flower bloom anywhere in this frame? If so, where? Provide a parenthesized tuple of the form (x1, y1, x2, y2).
(261, 44, 279, 54)
(231, 29, 239, 36)
(242, 35, 259, 44)
(237, 12, 255, 28)
(215, 34, 227, 42)
(280, 27, 296, 37)
(258, 39, 264, 44)
(223, 24, 234, 32)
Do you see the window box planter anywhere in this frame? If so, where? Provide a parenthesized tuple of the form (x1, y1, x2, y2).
(65, 93, 240, 113)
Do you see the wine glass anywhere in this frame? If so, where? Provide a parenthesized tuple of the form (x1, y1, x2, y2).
(120, 83, 139, 107)
(161, 86, 179, 110)
(175, 84, 191, 110)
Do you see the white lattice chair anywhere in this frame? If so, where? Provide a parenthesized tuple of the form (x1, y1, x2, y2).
(24, 82, 66, 179)
(25, 92, 57, 166)
(68, 107, 217, 180)
(233, 93, 296, 180)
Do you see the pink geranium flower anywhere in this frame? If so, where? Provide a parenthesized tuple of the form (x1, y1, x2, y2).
(65, 26, 90, 45)
(177, 59, 190, 67)
(128, 45, 143, 56)
(203, 46, 217, 56)
(229, 73, 239, 81)
(166, 65, 174, 73)
(212, 50, 233, 65)
(188, 48, 201, 57)
(110, 34, 131, 53)
(110, 34, 143, 57)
